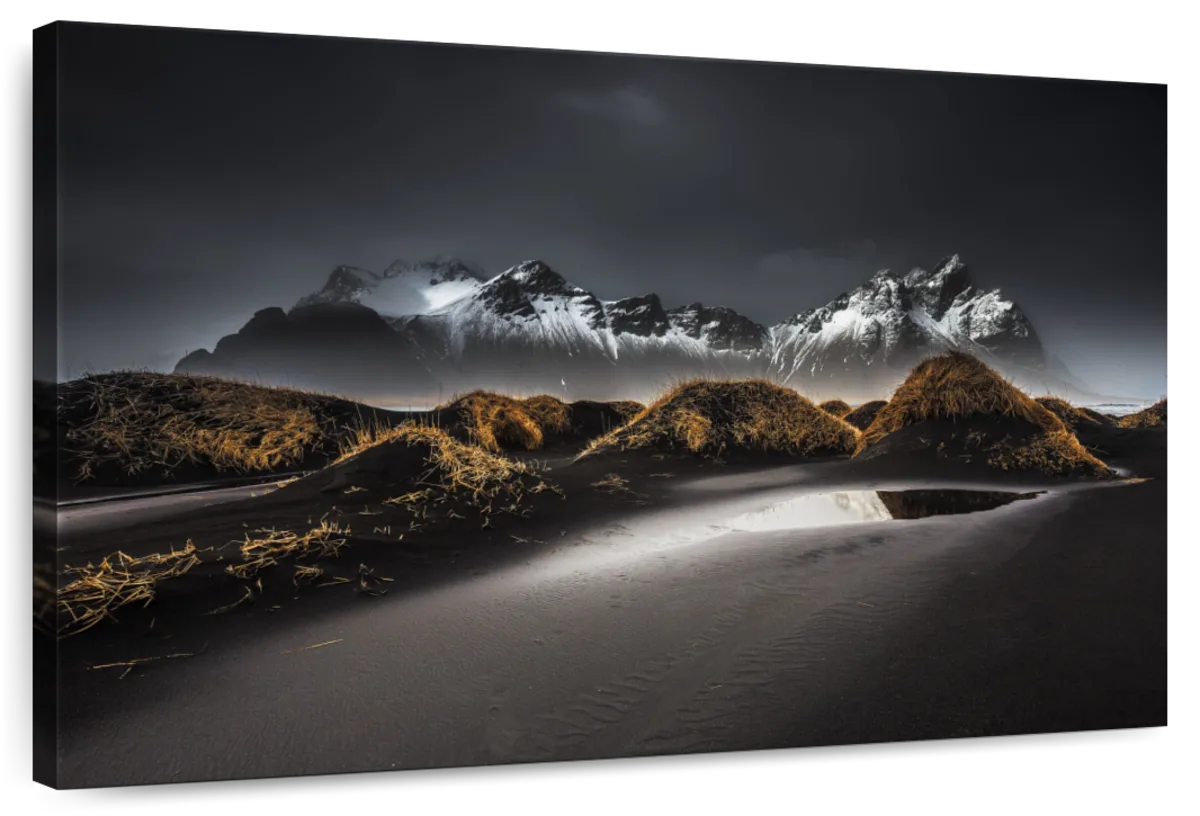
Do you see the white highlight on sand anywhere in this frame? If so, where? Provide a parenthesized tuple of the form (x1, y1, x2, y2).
(723, 491, 893, 532)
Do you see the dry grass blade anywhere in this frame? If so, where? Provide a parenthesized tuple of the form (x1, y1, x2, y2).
(90, 647, 205, 679)
(206, 585, 255, 616)
(58, 542, 202, 636)
(280, 638, 343, 655)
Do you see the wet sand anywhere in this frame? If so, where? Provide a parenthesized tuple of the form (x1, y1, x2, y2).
(45, 431, 1166, 788)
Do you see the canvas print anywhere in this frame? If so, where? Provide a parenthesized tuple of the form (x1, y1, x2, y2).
(33, 22, 1167, 789)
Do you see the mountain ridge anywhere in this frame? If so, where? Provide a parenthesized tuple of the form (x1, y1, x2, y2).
(176, 254, 1109, 405)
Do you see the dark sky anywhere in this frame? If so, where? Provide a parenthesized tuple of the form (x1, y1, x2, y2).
(54, 22, 1167, 397)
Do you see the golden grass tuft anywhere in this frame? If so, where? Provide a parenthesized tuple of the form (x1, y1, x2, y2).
(1117, 398, 1167, 428)
(581, 378, 859, 459)
(856, 353, 1110, 476)
(57, 542, 202, 636)
(818, 399, 853, 418)
(444, 391, 544, 452)
(59, 371, 372, 482)
(520, 395, 572, 435)
(397, 424, 540, 499)
(336, 424, 548, 505)
(333, 420, 413, 464)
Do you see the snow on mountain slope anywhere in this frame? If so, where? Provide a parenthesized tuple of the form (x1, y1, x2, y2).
(394, 261, 769, 399)
(766, 255, 1048, 397)
(188, 253, 1088, 404)
(295, 256, 486, 316)
(421, 260, 613, 358)
(408, 262, 769, 365)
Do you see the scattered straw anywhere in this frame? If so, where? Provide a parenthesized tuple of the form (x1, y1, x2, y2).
(591, 473, 647, 500)
(58, 542, 202, 636)
(227, 518, 351, 579)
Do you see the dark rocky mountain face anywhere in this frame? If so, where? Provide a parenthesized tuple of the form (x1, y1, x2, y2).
(175, 303, 435, 403)
(667, 303, 769, 352)
(294, 266, 377, 309)
(606, 294, 671, 337)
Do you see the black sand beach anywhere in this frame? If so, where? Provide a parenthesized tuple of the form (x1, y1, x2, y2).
(41, 424, 1166, 787)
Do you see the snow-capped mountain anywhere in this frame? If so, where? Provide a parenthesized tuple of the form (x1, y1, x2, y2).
(766, 255, 1055, 398)
(177, 254, 1091, 404)
(295, 256, 486, 319)
(394, 261, 767, 398)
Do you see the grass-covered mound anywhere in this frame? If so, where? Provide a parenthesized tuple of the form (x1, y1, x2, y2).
(57, 371, 402, 485)
(1118, 399, 1167, 429)
(843, 400, 888, 431)
(818, 399, 853, 418)
(581, 378, 859, 460)
(855, 353, 1111, 477)
(59, 425, 563, 636)
(439, 391, 546, 453)
(1035, 397, 1115, 431)
(437, 392, 645, 452)
(520, 395, 573, 436)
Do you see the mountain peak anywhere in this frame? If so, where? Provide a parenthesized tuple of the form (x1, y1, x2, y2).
(295, 265, 376, 308)
(496, 260, 584, 298)
(904, 253, 967, 286)
(606, 293, 669, 337)
(506, 259, 555, 281)
(381, 259, 410, 278)
(411, 256, 487, 284)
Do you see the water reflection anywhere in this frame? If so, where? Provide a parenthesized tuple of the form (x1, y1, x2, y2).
(725, 489, 1040, 532)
